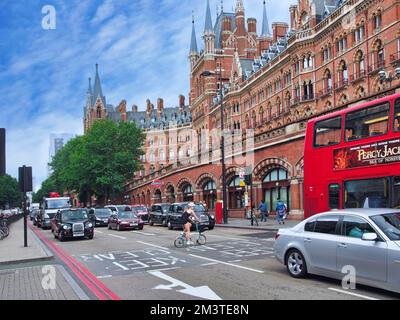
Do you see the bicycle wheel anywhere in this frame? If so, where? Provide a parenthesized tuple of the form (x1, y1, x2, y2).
(196, 234, 206, 245)
(174, 236, 185, 248)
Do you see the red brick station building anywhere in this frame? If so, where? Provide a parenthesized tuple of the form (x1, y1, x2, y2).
(84, 0, 400, 219)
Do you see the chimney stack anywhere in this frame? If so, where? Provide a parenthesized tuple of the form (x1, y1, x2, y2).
(247, 18, 257, 35)
(272, 22, 289, 42)
(157, 98, 164, 117)
(132, 104, 138, 112)
(179, 95, 185, 113)
(289, 5, 298, 31)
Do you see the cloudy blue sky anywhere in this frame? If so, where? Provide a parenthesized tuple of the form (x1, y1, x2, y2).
(0, 0, 291, 190)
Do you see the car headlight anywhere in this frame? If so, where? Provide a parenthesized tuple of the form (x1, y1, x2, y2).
(210, 215, 215, 219)
(63, 224, 71, 230)
(86, 223, 93, 228)
(44, 214, 50, 219)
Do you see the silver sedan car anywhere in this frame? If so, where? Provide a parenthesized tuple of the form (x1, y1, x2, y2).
(274, 209, 400, 294)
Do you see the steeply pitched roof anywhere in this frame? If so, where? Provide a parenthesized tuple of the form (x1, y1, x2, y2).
(92, 64, 106, 108)
(190, 18, 198, 54)
(261, 0, 271, 37)
(214, 12, 235, 49)
(204, 0, 213, 33)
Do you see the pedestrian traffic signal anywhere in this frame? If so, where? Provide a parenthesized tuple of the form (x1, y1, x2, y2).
(244, 174, 252, 186)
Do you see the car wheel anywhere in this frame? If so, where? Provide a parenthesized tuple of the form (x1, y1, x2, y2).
(149, 218, 154, 226)
(138, 226, 144, 230)
(285, 249, 307, 278)
(58, 231, 64, 242)
(208, 226, 214, 230)
(88, 234, 94, 240)
(167, 221, 173, 230)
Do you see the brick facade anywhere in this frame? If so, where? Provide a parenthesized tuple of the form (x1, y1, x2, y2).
(99, 0, 400, 219)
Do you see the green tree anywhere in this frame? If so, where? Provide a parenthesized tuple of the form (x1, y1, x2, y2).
(0, 174, 22, 208)
(47, 119, 144, 205)
(32, 175, 63, 203)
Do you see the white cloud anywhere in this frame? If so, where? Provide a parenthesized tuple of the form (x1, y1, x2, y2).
(91, 0, 115, 25)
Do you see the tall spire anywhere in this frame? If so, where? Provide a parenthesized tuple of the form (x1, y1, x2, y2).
(87, 77, 92, 94)
(204, 0, 213, 33)
(93, 64, 106, 108)
(190, 14, 198, 54)
(261, 0, 271, 37)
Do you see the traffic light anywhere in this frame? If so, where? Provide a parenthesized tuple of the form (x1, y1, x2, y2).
(18, 166, 33, 193)
(244, 174, 252, 186)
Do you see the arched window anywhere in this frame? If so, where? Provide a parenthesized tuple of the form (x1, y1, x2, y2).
(203, 180, 216, 209)
(96, 107, 101, 118)
(324, 69, 332, 92)
(338, 60, 348, 86)
(159, 149, 165, 161)
(262, 168, 291, 213)
(182, 184, 193, 201)
(259, 107, 264, 124)
(245, 114, 250, 128)
(228, 175, 245, 209)
(252, 111, 257, 127)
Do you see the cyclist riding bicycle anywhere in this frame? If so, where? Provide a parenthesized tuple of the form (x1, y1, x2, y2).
(182, 202, 200, 246)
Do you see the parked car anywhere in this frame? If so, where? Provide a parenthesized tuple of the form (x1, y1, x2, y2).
(88, 207, 113, 227)
(274, 208, 400, 294)
(105, 205, 132, 214)
(51, 208, 94, 241)
(167, 202, 215, 230)
(1, 209, 12, 219)
(148, 204, 171, 226)
(37, 197, 71, 229)
(131, 205, 150, 223)
(108, 210, 144, 231)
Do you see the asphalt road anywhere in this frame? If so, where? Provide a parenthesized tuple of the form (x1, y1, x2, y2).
(8, 222, 400, 301)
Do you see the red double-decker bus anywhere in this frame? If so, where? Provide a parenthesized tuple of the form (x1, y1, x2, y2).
(304, 92, 400, 218)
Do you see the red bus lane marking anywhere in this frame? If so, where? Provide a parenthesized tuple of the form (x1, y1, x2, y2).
(53, 243, 121, 301)
(30, 225, 120, 300)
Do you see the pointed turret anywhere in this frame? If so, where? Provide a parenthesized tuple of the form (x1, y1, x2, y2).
(87, 77, 92, 94)
(204, 0, 213, 34)
(190, 15, 198, 54)
(261, 0, 271, 37)
(203, 0, 215, 55)
(235, 0, 244, 14)
(92, 64, 106, 108)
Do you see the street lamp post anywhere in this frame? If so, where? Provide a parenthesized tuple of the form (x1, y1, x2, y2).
(200, 60, 228, 223)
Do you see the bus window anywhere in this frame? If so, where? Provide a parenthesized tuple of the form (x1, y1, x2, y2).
(328, 184, 340, 209)
(345, 103, 389, 141)
(394, 99, 400, 132)
(393, 177, 400, 209)
(314, 116, 342, 148)
(344, 178, 389, 208)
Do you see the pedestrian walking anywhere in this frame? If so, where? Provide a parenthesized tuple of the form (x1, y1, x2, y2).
(258, 200, 268, 222)
(275, 198, 287, 225)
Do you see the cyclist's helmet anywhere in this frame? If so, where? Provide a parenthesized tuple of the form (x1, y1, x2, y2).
(188, 202, 195, 208)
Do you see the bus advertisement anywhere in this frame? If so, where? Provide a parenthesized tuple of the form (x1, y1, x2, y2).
(304, 92, 400, 218)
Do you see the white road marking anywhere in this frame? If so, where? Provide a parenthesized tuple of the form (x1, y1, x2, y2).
(207, 234, 245, 241)
(132, 231, 156, 236)
(189, 254, 264, 273)
(328, 288, 380, 300)
(149, 270, 222, 300)
(107, 234, 127, 240)
(97, 275, 112, 279)
(201, 262, 219, 266)
(113, 262, 129, 271)
(137, 241, 169, 250)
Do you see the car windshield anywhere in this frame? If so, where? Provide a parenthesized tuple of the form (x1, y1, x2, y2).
(133, 206, 147, 212)
(62, 210, 88, 221)
(161, 205, 170, 213)
(117, 206, 131, 212)
(120, 212, 137, 219)
(47, 199, 70, 209)
(182, 204, 205, 212)
(371, 213, 400, 240)
(95, 209, 112, 217)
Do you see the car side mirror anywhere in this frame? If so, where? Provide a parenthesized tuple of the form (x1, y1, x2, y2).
(361, 233, 378, 241)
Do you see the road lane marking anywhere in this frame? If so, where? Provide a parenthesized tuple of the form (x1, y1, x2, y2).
(149, 270, 222, 300)
(189, 254, 264, 273)
(201, 262, 219, 266)
(137, 241, 169, 250)
(328, 288, 380, 300)
(131, 231, 156, 236)
(207, 234, 245, 241)
(113, 262, 129, 271)
(106, 234, 127, 240)
(97, 275, 112, 279)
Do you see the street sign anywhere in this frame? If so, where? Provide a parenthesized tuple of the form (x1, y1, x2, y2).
(151, 179, 163, 186)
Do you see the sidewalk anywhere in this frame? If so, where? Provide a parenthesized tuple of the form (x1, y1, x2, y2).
(215, 217, 299, 231)
(0, 218, 53, 265)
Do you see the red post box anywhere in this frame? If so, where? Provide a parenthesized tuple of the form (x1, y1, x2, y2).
(215, 201, 223, 224)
